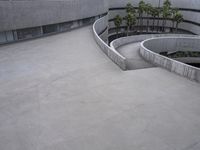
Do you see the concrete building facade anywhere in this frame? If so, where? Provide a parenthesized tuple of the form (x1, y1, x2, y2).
(0, 0, 108, 44)
(0, 0, 199, 44)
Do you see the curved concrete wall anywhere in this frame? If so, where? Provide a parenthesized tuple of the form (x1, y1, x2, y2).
(93, 16, 126, 70)
(0, 0, 108, 31)
(140, 37, 200, 82)
(143, 37, 200, 53)
(110, 34, 196, 50)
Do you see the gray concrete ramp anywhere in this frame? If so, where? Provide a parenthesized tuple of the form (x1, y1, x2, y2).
(117, 42, 155, 70)
(0, 26, 200, 150)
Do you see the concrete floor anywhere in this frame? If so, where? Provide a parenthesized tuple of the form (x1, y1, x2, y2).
(117, 42, 155, 70)
(0, 26, 200, 150)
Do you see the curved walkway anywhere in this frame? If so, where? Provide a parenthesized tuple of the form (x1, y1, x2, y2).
(0, 26, 200, 150)
(117, 42, 155, 70)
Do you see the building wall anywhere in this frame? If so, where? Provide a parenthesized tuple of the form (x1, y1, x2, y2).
(1, 0, 198, 32)
(0, 0, 108, 32)
(108, 0, 200, 35)
(0, 0, 199, 44)
(0, 0, 108, 44)
(109, 0, 200, 8)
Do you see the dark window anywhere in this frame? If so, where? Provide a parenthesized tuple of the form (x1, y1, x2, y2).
(5, 31, 14, 42)
(59, 21, 73, 32)
(0, 32, 7, 43)
(42, 24, 58, 34)
(82, 17, 95, 24)
(16, 27, 41, 40)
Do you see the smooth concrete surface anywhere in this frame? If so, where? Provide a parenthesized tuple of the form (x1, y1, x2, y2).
(140, 37, 200, 82)
(117, 42, 155, 70)
(1, 25, 200, 150)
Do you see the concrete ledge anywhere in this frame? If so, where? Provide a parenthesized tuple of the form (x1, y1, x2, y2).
(110, 34, 197, 50)
(140, 37, 200, 82)
(93, 15, 126, 70)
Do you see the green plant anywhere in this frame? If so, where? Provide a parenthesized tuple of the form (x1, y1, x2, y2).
(161, 0, 172, 32)
(114, 15, 123, 36)
(174, 11, 183, 32)
(124, 12, 136, 36)
(157, 0, 161, 32)
(144, 3, 152, 32)
(163, 0, 171, 7)
(126, 3, 135, 14)
(138, 0, 146, 33)
(171, 8, 178, 32)
(150, 7, 159, 31)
